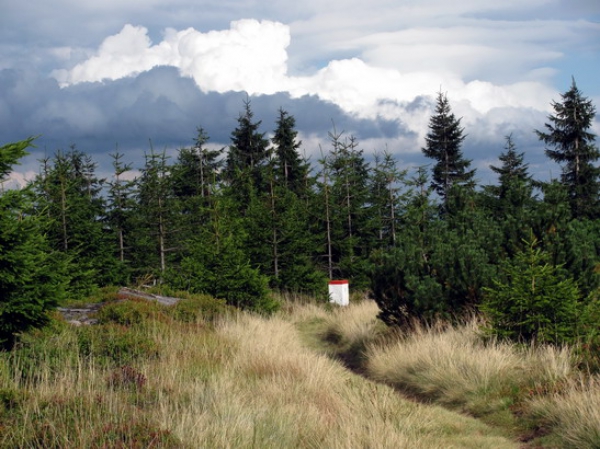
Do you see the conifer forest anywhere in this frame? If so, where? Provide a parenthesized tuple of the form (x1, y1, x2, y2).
(2, 79, 600, 349)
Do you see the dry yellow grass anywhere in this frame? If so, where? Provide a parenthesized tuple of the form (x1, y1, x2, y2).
(365, 318, 574, 417)
(0, 307, 518, 448)
(527, 375, 600, 448)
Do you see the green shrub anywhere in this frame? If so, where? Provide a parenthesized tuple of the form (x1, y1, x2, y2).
(1, 394, 183, 449)
(0, 141, 70, 348)
(482, 237, 580, 344)
(0, 387, 27, 417)
(8, 322, 159, 383)
(167, 234, 280, 314)
(9, 330, 79, 383)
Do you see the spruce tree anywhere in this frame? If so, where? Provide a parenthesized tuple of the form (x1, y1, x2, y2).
(134, 149, 177, 277)
(271, 108, 309, 195)
(106, 152, 136, 269)
(321, 130, 371, 285)
(369, 151, 407, 249)
(485, 135, 536, 256)
(172, 127, 223, 202)
(422, 91, 475, 205)
(225, 98, 269, 204)
(483, 236, 580, 344)
(0, 139, 68, 347)
(171, 128, 224, 245)
(244, 154, 325, 294)
(167, 193, 278, 313)
(34, 148, 117, 291)
(536, 79, 600, 219)
(370, 167, 444, 326)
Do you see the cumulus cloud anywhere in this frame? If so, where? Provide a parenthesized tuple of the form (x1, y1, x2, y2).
(54, 20, 291, 95)
(53, 19, 561, 146)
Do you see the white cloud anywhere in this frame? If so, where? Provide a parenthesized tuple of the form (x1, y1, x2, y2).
(54, 19, 560, 143)
(54, 20, 291, 95)
(2, 170, 36, 190)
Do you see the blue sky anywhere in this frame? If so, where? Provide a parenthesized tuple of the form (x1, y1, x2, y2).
(1, 0, 599, 186)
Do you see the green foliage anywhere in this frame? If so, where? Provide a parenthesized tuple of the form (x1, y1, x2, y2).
(133, 148, 178, 276)
(271, 108, 309, 196)
(483, 135, 536, 257)
(168, 226, 279, 314)
(105, 151, 137, 278)
(318, 130, 372, 283)
(225, 97, 269, 203)
(537, 78, 600, 219)
(563, 219, 600, 296)
(371, 185, 499, 326)
(0, 387, 27, 417)
(0, 139, 69, 348)
(422, 91, 476, 204)
(482, 237, 581, 344)
(11, 323, 159, 382)
(34, 148, 119, 291)
(4, 92, 600, 342)
(370, 246, 444, 327)
(0, 393, 182, 449)
(368, 151, 407, 250)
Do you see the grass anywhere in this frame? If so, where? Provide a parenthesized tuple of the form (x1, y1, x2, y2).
(300, 299, 600, 448)
(2, 292, 599, 448)
(527, 376, 600, 448)
(0, 293, 519, 448)
(366, 319, 573, 415)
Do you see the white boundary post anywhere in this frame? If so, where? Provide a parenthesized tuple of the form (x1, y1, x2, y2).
(328, 280, 349, 306)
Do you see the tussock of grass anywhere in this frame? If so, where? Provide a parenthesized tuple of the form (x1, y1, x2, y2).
(365, 319, 573, 418)
(527, 375, 600, 448)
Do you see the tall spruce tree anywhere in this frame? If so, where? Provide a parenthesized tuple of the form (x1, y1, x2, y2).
(369, 151, 406, 249)
(171, 128, 223, 243)
(422, 91, 475, 205)
(134, 149, 177, 277)
(225, 98, 269, 204)
(485, 135, 536, 256)
(173, 127, 223, 202)
(0, 139, 68, 347)
(244, 153, 325, 294)
(271, 108, 309, 196)
(106, 152, 136, 268)
(34, 148, 117, 291)
(536, 78, 600, 219)
(321, 130, 371, 285)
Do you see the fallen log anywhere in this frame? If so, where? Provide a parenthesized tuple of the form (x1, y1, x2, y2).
(116, 287, 182, 306)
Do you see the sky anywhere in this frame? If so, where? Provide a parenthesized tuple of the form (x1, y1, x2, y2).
(1, 0, 599, 187)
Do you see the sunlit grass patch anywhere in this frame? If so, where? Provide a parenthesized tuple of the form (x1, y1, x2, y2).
(365, 318, 574, 426)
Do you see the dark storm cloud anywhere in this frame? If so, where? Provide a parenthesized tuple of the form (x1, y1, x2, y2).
(1, 66, 408, 173)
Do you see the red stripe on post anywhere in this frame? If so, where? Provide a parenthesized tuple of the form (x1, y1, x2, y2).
(329, 280, 349, 285)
